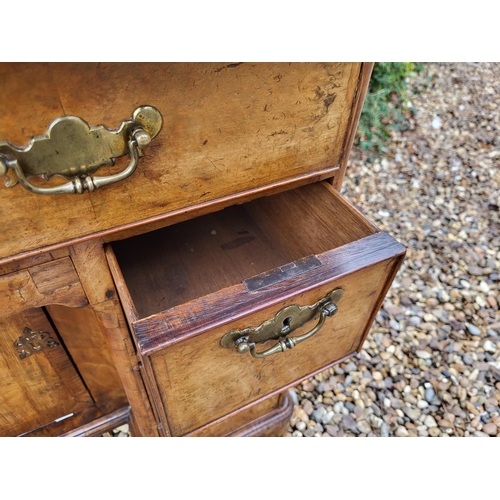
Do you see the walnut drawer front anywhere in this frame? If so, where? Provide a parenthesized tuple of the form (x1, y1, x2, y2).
(107, 182, 406, 436)
(0, 62, 365, 262)
(187, 392, 293, 437)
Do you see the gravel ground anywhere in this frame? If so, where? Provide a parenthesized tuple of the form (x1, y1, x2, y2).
(287, 62, 500, 437)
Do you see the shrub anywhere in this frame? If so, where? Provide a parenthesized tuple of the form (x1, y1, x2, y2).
(356, 62, 424, 156)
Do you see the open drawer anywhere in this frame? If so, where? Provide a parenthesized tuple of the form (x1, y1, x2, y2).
(106, 182, 405, 436)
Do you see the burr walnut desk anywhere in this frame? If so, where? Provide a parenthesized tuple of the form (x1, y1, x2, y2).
(0, 63, 405, 436)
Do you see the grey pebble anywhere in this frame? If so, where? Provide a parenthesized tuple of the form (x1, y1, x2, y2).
(342, 414, 358, 433)
(304, 427, 315, 437)
(345, 402, 355, 412)
(343, 361, 358, 373)
(322, 411, 335, 425)
(356, 420, 372, 434)
(302, 399, 314, 415)
(425, 387, 436, 403)
(466, 323, 481, 336)
(380, 422, 390, 437)
(409, 316, 422, 326)
(402, 405, 421, 421)
(463, 353, 474, 365)
(312, 407, 327, 423)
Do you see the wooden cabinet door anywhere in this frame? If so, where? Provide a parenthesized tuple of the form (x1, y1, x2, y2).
(0, 308, 94, 436)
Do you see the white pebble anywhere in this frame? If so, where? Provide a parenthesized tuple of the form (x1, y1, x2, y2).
(432, 116, 442, 129)
(484, 340, 496, 353)
(395, 426, 409, 437)
(424, 415, 438, 428)
(416, 350, 432, 360)
(333, 402, 344, 413)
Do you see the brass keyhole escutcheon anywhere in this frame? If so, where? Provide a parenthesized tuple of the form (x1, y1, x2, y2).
(14, 327, 60, 359)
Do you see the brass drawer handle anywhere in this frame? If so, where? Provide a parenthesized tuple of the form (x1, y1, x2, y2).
(220, 288, 343, 359)
(0, 106, 162, 195)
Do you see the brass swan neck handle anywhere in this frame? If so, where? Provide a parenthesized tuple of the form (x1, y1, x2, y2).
(220, 288, 344, 359)
(0, 106, 162, 195)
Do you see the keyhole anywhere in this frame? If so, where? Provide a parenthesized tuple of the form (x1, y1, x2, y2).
(281, 316, 292, 334)
(29, 340, 42, 351)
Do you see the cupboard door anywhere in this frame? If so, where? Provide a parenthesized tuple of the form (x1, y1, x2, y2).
(0, 308, 94, 436)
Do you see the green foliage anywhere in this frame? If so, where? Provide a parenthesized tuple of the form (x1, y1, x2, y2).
(357, 62, 424, 156)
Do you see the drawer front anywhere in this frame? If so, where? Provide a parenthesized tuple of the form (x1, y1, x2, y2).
(188, 392, 293, 437)
(107, 182, 405, 436)
(0, 257, 88, 318)
(0, 62, 365, 262)
(146, 253, 401, 435)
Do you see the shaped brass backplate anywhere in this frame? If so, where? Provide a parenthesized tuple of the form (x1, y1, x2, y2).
(14, 327, 60, 360)
(0, 106, 162, 194)
(220, 288, 344, 358)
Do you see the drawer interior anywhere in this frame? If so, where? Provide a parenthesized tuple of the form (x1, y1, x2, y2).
(111, 182, 377, 319)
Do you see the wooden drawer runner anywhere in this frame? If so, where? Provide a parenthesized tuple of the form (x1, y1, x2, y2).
(107, 182, 405, 436)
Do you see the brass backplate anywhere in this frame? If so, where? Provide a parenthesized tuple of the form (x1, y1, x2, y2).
(0, 106, 162, 183)
(220, 288, 344, 349)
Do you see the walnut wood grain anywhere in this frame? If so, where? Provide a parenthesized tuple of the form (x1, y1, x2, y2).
(111, 203, 290, 317)
(128, 409, 140, 437)
(187, 394, 281, 437)
(105, 245, 140, 323)
(106, 179, 405, 435)
(46, 304, 128, 413)
(229, 391, 294, 437)
(69, 238, 159, 437)
(0, 248, 69, 276)
(104, 245, 171, 436)
(0, 308, 94, 436)
(187, 391, 294, 437)
(102, 166, 340, 244)
(243, 182, 377, 261)
(20, 405, 124, 437)
(0, 63, 363, 263)
(0, 257, 88, 318)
